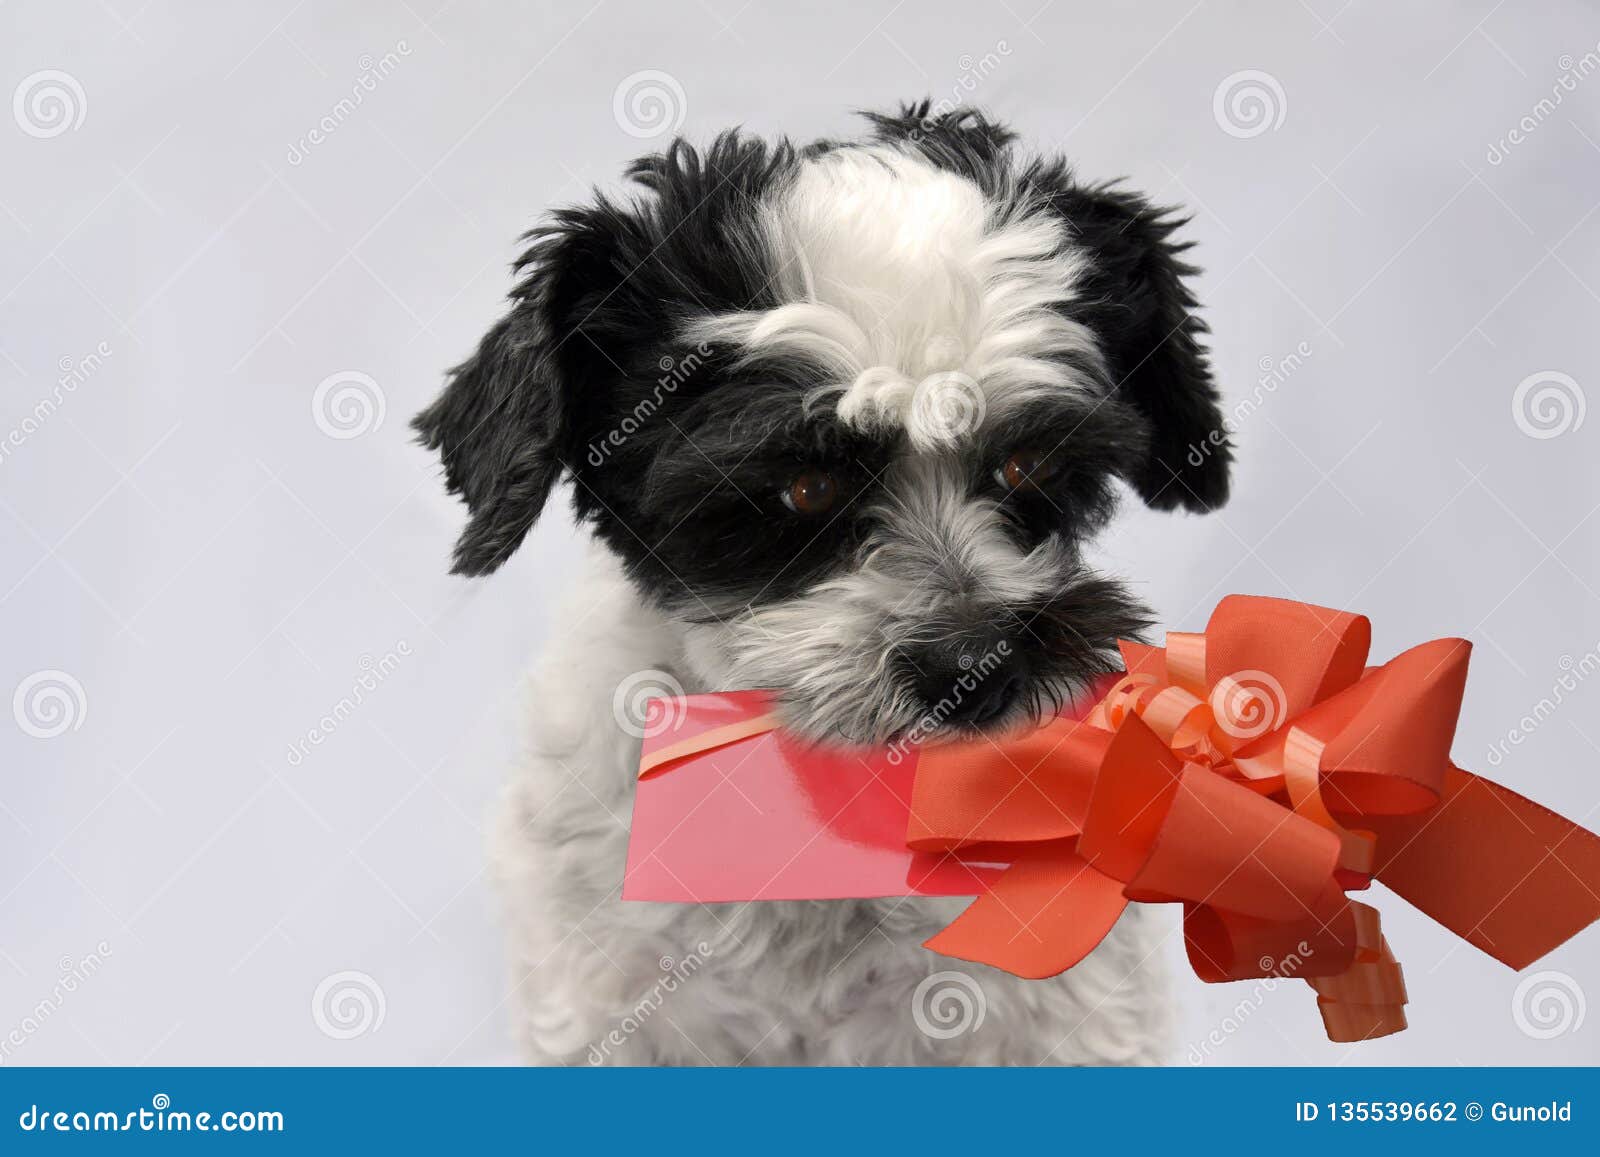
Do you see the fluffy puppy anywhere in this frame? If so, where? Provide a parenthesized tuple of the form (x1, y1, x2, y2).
(415, 103, 1231, 1065)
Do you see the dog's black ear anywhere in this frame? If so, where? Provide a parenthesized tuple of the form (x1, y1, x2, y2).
(413, 207, 624, 575)
(1031, 167, 1231, 512)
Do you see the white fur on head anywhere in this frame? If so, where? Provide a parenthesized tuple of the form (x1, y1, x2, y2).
(684, 147, 1106, 449)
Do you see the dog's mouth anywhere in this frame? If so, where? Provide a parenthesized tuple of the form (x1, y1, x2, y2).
(887, 669, 1093, 744)
(705, 567, 1152, 750)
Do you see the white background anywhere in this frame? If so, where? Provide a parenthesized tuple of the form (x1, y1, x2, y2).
(3, 0, 1599, 1065)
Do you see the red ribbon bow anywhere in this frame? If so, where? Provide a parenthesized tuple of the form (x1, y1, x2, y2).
(908, 594, 1600, 1041)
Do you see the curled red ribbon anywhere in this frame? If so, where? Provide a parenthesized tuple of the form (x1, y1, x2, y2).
(909, 594, 1600, 1042)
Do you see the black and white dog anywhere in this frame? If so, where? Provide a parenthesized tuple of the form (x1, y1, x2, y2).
(415, 104, 1230, 1065)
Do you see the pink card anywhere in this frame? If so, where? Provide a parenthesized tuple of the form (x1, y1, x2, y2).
(622, 682, 1110, 904)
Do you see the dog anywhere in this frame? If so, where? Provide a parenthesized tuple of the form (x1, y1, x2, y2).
(415, 103, 1231, 1065)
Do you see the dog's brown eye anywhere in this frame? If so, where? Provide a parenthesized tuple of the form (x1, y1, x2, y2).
(782, 469, 840, 516)
(997, 448, 1062, 491)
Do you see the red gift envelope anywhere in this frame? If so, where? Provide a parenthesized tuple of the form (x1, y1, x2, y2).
(622, 682, 1109, 904)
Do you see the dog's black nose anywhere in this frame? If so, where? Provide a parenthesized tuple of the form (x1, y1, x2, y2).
(906, 627, 1028, 728)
